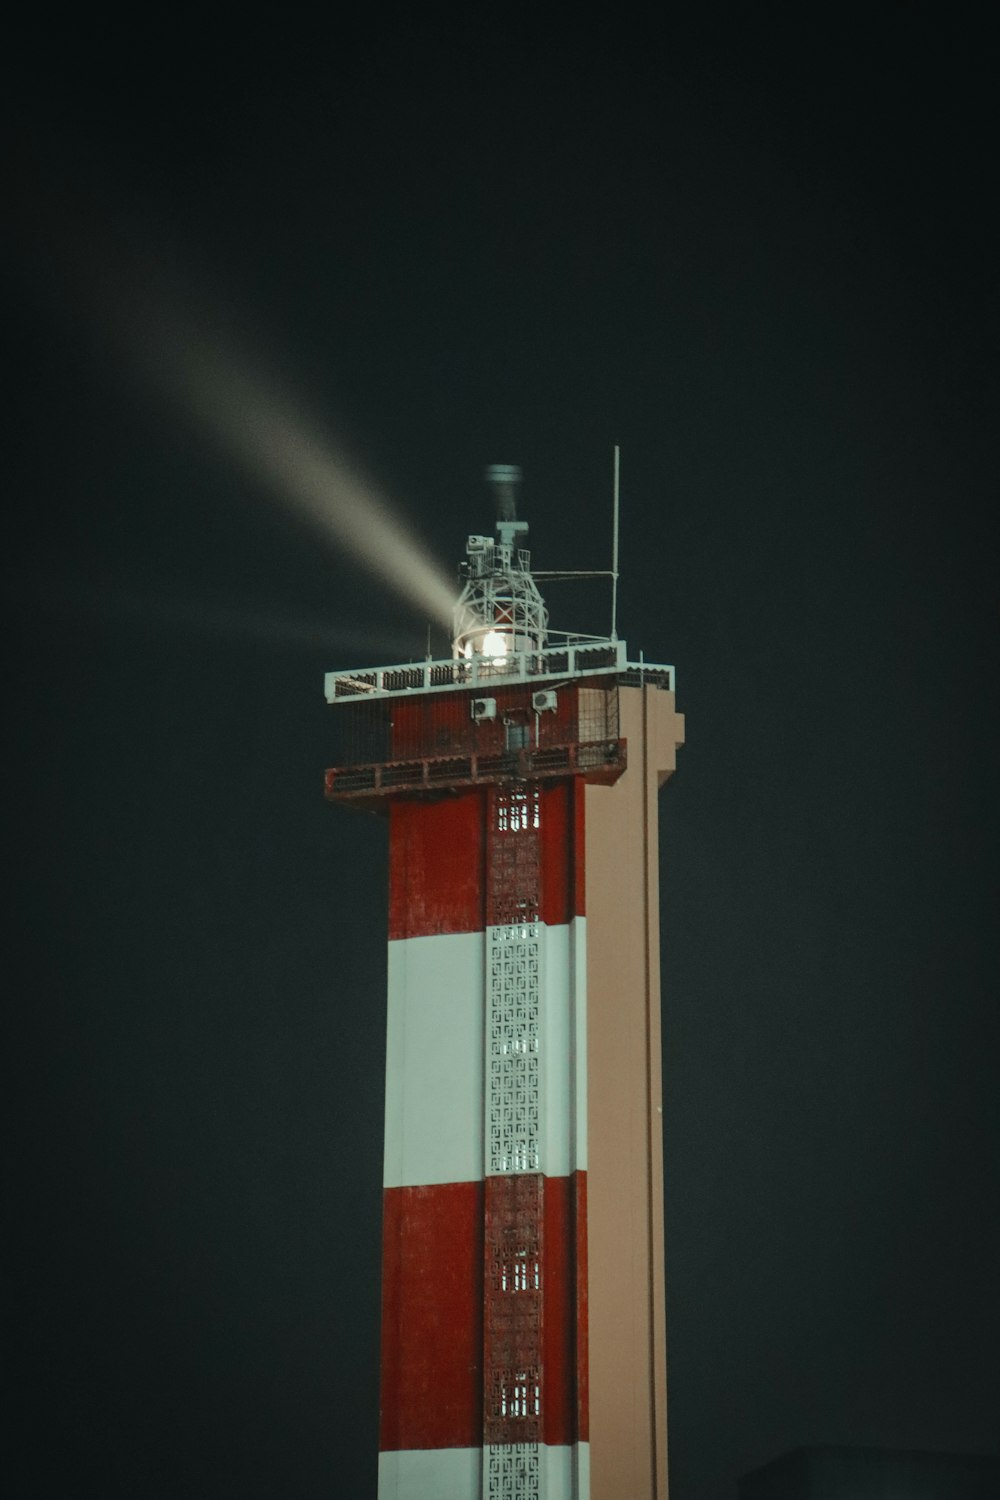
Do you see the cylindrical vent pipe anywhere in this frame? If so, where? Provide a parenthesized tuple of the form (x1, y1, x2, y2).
(485, 463, 522, 523)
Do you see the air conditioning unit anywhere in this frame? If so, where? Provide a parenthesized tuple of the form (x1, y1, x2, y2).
(471, 696, 497, 721)
(532, 690, 558, 713)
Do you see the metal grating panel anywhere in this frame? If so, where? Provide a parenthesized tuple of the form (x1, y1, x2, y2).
(484, 1173, 543, 1445)
(490, 788, 540, 926)
(488, 924, 541, 1174)
(485, 785, 544, 1498)
(486, 1443, 543, 1499)
(487, 786, 542, 1177)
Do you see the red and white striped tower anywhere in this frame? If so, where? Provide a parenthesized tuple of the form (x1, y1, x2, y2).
(325, 468, 684, 1500)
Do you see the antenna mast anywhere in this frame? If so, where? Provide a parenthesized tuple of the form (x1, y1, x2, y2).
(611, 444, 620, 641)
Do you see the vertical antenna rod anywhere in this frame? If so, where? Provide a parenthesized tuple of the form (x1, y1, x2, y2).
(611, 444, 621, 641)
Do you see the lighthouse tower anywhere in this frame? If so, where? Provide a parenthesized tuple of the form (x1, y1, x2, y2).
(324, 468, 684, 1500)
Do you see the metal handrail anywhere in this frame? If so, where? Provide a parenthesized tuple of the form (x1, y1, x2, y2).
(324, 738, 628, 800)
(325, 640, 674, 704)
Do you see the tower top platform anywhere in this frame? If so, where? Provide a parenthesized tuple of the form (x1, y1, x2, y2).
(326, 461, 675, 709)
(324, 640, 674, 706)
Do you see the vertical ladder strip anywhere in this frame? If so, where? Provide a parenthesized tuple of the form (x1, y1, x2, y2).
(485, 785, 544, 1499)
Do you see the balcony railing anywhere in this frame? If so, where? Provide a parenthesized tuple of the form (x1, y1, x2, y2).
(325, 738, 628, 805)
(325, 639, 674, 704)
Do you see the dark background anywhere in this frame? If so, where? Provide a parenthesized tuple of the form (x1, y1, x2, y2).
(3, 10, 997, 1498)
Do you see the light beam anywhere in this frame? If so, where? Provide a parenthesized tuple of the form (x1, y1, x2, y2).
(7, 131, 457, 633)
(148, 327, 457, 631)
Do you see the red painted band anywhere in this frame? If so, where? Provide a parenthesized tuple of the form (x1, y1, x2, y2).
(380, 1174, 588, 1452)
(388, 781, 585, 940)
(388, 791, 487, 939)
(546, 1169, 589, 1445)
(379, 1180, 484, 1452)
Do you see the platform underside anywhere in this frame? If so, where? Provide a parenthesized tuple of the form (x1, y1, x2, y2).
(325, 738, 627, 808)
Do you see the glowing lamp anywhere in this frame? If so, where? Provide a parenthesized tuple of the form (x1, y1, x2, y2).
(480, 629, 510, 658)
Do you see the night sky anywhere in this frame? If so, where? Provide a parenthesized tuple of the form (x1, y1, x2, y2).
(3, 12, 997, 1499)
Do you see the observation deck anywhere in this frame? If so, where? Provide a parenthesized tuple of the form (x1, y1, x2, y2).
(325, 638, 675, 704)
(324, 639, 676, 810)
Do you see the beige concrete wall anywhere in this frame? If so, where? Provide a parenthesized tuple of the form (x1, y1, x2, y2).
(584, 685, 684, 1500)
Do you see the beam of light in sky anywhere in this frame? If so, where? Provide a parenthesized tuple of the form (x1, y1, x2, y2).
(140, 323, 458, 632)
(6, 126, 458, 635)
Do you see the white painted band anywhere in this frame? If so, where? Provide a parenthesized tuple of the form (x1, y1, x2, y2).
(541, 917, 588, 1178)
(383, 920, 587, 1191)
(383, 930, 485, 1190)
(378, 1443, 590, 1499)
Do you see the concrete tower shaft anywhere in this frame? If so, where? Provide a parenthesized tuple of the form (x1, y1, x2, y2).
(324, 475, 684, 1500)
